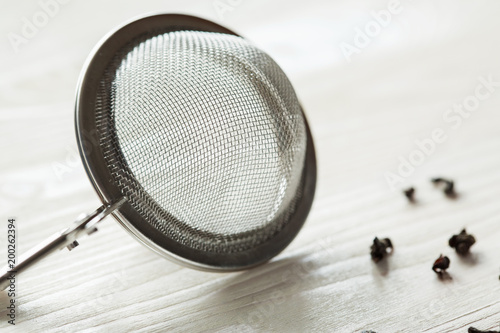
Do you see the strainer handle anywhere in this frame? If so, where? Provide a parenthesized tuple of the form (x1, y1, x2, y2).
(0, 197, 126, 290)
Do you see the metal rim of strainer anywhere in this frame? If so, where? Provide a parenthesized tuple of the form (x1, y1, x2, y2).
(75, 13, 317, 272)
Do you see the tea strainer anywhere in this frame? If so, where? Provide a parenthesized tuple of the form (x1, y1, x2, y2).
(0, 14, 316, 289)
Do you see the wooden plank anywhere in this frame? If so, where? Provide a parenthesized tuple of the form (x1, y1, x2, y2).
(0, 0, 499, 332)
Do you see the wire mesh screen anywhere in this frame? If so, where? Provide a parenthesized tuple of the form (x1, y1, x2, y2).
(95, 30, 307, 253)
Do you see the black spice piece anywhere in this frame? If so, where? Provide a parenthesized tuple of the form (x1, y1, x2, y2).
(449, 229, 476, 255)
(432, 254, 450, 273)
(370, 237, 393, 263)
(361, 331, 377, 333)
(431, 177, 456, 197)
(468, 327, 500, 333)
(403, 187, 416, 203)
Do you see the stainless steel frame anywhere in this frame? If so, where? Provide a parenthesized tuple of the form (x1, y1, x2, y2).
(0, 13, 316, 289)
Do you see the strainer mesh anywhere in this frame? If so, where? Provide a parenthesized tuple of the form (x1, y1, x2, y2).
(95, 30, 306, 253)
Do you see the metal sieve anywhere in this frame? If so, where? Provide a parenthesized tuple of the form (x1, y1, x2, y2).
(0, 14, 316, 289)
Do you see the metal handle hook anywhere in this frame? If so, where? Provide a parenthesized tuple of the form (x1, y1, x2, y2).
(0, 197, 126, 290)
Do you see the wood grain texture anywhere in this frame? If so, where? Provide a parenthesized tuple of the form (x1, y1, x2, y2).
(1, 0, 499, 332)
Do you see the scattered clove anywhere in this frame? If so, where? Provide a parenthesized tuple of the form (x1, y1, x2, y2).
(370, 237, 393, 263)
(431, 177, 456, 197)
(432, 254, 450, 274)
(449, 229, 476, 255)
(403, 187, 416, 203)
(468, 326, 500, 333)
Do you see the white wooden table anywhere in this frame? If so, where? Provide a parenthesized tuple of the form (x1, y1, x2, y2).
(1, 0, 499, 332)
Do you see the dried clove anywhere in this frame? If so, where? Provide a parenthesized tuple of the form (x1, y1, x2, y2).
(468, 327, 500, 333)
(432, 254, 450, 273)
(403, 187, 416, 203)
(370, 237, 393, 263)
(449, 229, 476, 255)
(431, 177, 456, 197)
